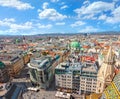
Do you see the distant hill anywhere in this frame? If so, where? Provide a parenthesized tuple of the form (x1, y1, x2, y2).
(0, 31, 120, 37)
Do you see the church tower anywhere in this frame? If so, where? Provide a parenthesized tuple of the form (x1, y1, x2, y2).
(96, 46, 115, 93)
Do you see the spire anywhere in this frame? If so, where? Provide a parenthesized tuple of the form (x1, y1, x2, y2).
(105, 46, 113, 63)
(96, 42, 115, 93)
(104, 41, 115, 64)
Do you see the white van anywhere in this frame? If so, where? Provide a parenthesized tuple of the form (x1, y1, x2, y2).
(27, 87, 40, 92)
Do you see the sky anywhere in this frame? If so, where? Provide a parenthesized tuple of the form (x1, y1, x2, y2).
(0, 0, 120, 35)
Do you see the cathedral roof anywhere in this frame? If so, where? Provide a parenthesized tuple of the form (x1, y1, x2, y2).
(97, 63, 114, 81)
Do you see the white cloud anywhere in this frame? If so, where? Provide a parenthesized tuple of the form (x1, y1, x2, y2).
(98, 14, 107, 20)
(97, 6, 120, 24)
(0, 18, 53, 35)
(0, 18, 33, 31)
(0, 30, 15, 35)
(113, 0, 119, 3)
(61, 2, 65, 5)
(0, 18, 15, 26)
(56, 22, 65, 25)
(79, 26, 99, 32)
(82, 14, 97, 19)
(83, 0, 90, 6)
(51, 0, 59, 2)
(106, 6, 120, 24)
(37, 23, 52, 29)
(4, 18, 15, 22)
(37, 9, 42, 13)
(38, 8, 67, 21)
(74, 1, 114, 19)
(0, 0, 34, 10)
(71, 21, 86, 27)
(73, 1, 120, 24)
(10, 22, 33, 30)
(60, 5, 68, 9)
(42, 2, 49, 9)
(0, 29, 33, 35)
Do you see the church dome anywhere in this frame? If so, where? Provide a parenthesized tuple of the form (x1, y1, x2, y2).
(0, 61, 5, 69)
(70, 41, 81, 48)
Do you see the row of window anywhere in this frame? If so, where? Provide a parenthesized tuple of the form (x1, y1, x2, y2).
(81, 77, 97, 81)
(81, 87, 96, 91)
(81, 80, 91, 83)
(57, 81, 72, 84)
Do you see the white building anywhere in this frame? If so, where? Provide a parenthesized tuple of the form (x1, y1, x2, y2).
(55, 61, 98, 94)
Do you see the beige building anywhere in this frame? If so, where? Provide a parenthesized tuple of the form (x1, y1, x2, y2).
(22, 53, 31, 65)
(2, 56, 24, 77)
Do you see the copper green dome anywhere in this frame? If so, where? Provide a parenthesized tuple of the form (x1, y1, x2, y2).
(70, 41, 80, 48)
(80, 48, 84, 51)
(0, 61, 5, 69)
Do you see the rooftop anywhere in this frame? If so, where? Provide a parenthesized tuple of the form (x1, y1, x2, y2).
(28, 56, 52, 70)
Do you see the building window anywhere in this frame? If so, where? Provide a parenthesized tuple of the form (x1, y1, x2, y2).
(93, 86, 96, 88)
(99, 89, 100, 92)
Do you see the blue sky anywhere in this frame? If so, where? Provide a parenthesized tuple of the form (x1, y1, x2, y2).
(0, 0, 120, 35)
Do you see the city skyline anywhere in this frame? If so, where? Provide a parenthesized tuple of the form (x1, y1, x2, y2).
(0, 0, 120, 35)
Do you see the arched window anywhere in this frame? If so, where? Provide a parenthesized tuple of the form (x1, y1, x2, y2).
(99, 83, 101, 87)
(99, 89, 101, 93)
